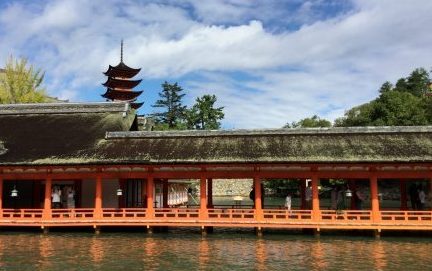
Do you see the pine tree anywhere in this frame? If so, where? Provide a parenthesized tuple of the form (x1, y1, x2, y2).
(186, 94, 224, 130)
(152, 82, 187, 129)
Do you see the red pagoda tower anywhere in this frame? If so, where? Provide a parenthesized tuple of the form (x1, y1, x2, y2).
(102, 41, 144, 109)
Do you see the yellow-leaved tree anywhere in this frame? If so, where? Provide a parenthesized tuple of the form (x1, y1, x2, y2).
(0, 56, 49, 104)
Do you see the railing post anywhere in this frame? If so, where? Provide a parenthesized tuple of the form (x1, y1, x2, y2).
(200, 176, 208, 219)
(146, 175, 154, 218)
(43, 176, 52, 219)
(370, 174, 380, 222)
(311, 174, 320, 221)
(254, 176, 263, 221)
(95, 175, 103, 219)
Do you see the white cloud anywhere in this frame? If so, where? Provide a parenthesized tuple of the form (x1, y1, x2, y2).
(0, 0, 431, 128)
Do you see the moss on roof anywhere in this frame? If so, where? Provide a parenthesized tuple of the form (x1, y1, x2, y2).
(0, 103, 135, 165)
(2, 103, 432, 165)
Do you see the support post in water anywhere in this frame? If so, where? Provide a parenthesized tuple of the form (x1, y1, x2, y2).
(255, 227, 263, 237)
(374, 229, 381, 239)
(147, 225, 153, 234)
(42, 226, 49, 234)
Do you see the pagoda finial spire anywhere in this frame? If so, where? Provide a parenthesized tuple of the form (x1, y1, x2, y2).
(120, 39, 124, 63)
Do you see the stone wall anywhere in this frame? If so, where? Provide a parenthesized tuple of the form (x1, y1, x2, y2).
(212, 179, 253, 196)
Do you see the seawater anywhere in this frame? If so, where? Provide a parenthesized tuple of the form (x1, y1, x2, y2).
(0, 229, 431, 270)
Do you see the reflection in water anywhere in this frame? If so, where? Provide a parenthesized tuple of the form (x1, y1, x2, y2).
(255, 239, 266, 271)
(38, 236, 54, 270)
(311, 241, 328, 270)
(0, 232, 429, 270)
(90, 237, 104, 264)
(373, 241, 387, 271)
(198, 238, 209, 270)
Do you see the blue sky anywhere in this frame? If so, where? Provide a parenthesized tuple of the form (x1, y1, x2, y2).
(1, 0, 432, 128)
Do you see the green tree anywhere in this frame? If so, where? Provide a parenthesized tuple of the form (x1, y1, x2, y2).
(152, 82, 187, 129)
(0, 56, 48, 104)
(186, 94, 224, 130)
(379, 81, 393, 94)
(284, 115, 331, 128)
(404, 68, 430, 97)
(335, 67, 432, 127)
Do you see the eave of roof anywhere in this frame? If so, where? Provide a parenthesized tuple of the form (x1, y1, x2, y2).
(0, 102, 131, 115)
(105, 126, 432, 140)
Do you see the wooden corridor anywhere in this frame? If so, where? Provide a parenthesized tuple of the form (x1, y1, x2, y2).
(1, 163, 432, 233)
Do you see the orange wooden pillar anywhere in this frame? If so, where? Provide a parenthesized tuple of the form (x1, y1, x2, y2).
(207, 178, 213, 208)
(370, 175, 380, 222)
(162, 180, 169, 208)
(43, 177, 52, 219)
(311, 175, 320, 221)
(400, 179, 407, 210)
(200, 176, 207, 219)
(95, 176, 103, 218)
(146, 176, 154, 217)
(254, 176, 263, 221)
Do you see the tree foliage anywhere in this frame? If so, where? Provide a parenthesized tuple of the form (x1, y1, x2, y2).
(0, 56, 48, 104)
(335, 68, 432, 127)
(186, 94, 224, 130)
(284, 115, 331, 128)
(151, 82, 225, 131)
(151, 81, 187, 129)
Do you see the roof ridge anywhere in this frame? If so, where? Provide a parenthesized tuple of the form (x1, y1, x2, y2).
(0, 102, 131, 115)
(106, 126, 432, 139)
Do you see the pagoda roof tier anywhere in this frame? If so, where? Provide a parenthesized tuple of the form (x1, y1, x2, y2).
(102, 77, 142, 89)
(102, 89, 143, 101)
(131, 102, 144, 109)
(103, 62, 141, 78)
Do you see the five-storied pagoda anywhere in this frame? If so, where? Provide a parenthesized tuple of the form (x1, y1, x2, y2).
(102, 40, 144, 109)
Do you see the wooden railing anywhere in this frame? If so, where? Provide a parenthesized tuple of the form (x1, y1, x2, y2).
(320, 210, 372, 222)
(51, 208, 94, 219)
(208, 208, 255, 220)
(102, 208, 147, 219)
(380, 211, 432, 223)
(262, 210, 313, 221)
(1, 209, 43, 219)
(154, 208, 199, 219)
(0, 208, 430, 228)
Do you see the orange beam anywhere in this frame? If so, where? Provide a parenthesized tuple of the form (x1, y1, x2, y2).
(3, 169, 432, 181)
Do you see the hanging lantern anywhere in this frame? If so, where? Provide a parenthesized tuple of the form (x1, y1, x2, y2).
(345, 188, 352, 198)
(116, 188, 123, 196)
(10, 186, 18, 197)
